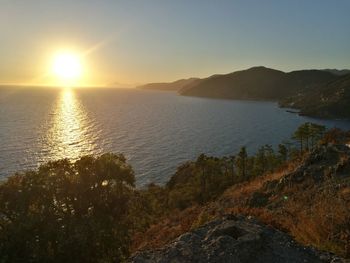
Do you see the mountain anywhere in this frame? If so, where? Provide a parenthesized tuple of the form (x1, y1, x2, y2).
(322, 69, 350, 76)
(137, 78, 200, 91)
(280, 73, 350, 118)
(139, 66, 349, 118)
(179, 66, 337, 100)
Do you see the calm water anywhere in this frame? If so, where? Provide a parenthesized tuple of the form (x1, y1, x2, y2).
(1, 87, 350, 186)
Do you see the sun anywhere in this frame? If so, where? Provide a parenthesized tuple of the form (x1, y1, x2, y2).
(52, 51, 82, 85)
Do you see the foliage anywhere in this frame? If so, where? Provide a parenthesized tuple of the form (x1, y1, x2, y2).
(292, 122, 326, 153)
(135, 122, 350, 258)
(0, 153, 135, 263)
(0, 122, 340, 261)
(165, 144, 287, 210)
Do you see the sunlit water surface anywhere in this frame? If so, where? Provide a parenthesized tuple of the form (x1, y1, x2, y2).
(1, 87, 350, 186)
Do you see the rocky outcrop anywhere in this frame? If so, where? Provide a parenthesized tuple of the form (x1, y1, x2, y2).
(130, 215, 346, 263)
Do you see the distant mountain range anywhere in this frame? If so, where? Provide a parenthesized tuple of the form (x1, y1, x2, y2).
(179, 67, 338, 100)
(138, 66, 350, 118)
(137, 78, 200, 91)
(322, 69, 350, 76)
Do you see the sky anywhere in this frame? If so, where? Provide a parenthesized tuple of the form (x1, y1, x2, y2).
(1, 0, 350, 86)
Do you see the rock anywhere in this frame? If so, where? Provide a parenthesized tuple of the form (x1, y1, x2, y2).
(130, 215, 345, 263)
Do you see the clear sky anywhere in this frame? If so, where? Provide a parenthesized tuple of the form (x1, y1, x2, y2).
(1, 0, 350, 86)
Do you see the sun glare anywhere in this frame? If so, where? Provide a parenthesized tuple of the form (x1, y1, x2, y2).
(52, 51, 82, 86)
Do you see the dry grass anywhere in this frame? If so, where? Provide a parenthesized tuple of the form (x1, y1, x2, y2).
(131, 206, 202, 252)
(131, 163, 299, 253)
(281, 182, 350, 257)
(222, 161, 298, 200)
(220, 178, 350, 257)
(131, 157, 350, 258)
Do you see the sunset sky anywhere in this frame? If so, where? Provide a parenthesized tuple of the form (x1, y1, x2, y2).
(1, 0, 350, 86)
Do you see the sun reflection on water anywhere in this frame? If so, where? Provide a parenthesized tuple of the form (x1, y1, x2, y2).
(47, 88, 98, 161)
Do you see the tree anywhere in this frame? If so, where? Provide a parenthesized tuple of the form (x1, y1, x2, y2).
(221, 155, 236, 183)
(293, 126, 304, 153)
(292, 123, 310, 153)
(196, 154, 208, 202)
(229, 155, 236, 183)
(255, 146, 267, 176)
(293, 123, 326, 153)
(236, 147, 248, 179)
(309, 123, 326, 148)
(278, 143, 288, 162)
(253, 144, 276, 177)
(0, 154, 135, 263)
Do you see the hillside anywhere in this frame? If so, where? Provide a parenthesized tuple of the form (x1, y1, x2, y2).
(137, 78, 200, 91)
(179, 67, 337, 100)
(139, 66, 350, 118)
(280, 74, 350, 118)
(1, 124, 350, 262)
(131, 128, 350, 261)
(138, 67, 338, 100)
(322, 69, 350, 76)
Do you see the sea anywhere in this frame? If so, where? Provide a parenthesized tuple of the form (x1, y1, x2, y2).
(1, 87, 350, 186)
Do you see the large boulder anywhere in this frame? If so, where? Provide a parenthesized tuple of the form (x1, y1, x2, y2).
(130, 215, 346, 263)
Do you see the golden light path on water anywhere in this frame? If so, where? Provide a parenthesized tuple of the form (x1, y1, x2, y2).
(46, 88, 100, 161)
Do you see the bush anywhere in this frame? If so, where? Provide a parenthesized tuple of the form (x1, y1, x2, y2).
(0, 153, 135, 263)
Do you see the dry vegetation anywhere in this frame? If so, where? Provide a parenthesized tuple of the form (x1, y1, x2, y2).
(131, 148, 350, 258)
(2, 124, 349, 261)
